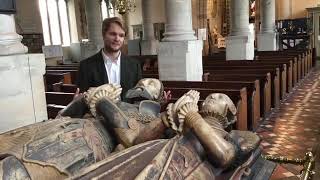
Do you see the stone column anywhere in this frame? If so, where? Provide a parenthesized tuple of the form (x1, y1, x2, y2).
(307, 7, 320, 57)
(68, 0, 82, 62)
(84, 0, 103, 49)
(140, 0, 159, 55)
(124, 13, 134, 40)
(0, 14, 47, 133)
(68, 0, 91, 61)
(158, 0, 203, 81)
(257, 0, 277, 51)
(226, 0, 254, 60)
(0, 14, 28, 55)
(126, 12, 141, 55)
(162, 0, 197, 41)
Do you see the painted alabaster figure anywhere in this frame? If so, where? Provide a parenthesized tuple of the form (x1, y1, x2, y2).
(0, 79, 262, 179)
(74, 80, 262, 179)
(83, 78, 168, 148)
(0, 79, 168, 179)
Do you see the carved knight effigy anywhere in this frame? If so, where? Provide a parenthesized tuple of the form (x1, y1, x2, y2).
(0, 79, 275, 180)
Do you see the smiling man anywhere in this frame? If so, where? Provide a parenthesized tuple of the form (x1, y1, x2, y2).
(77, 17, 142, 101)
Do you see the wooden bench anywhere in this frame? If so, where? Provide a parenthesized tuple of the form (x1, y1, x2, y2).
(47, 104, 65, 119)
(203, 59, 294, 93)
(52, 82, 78, 93)
(44, 72, 72, 91)
(203, 69, 280, 109)
(256, 52, 306, 80)
(46, 92, 74, 106)
(203, 64, 286, 100)
(277, 49, 313, 74)
(46, 66, 79, 70)
(205, 73, 271, 118)
(256, 56, 299, 84)
(46, 69, 79, 84)
(45, 92, 75, 118)
(141, 72, 271, 119)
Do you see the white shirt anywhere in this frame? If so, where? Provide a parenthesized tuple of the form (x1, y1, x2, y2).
(102, 50, 121, 85)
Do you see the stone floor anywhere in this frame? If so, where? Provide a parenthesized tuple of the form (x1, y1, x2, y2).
(256, 66, 320, 180)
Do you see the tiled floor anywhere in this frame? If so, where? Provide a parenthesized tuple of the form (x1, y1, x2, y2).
(256, 66, 320, 180)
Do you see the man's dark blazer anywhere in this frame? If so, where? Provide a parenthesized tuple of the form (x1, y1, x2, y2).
(77, 50, 142, 101)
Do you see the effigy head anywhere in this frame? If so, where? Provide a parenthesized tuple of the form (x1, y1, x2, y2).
(126, 78, 164, 102)
(200, 93, 237, 128)
(84, 84, 122, 117)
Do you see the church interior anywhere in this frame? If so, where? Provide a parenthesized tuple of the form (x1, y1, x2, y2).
(1, 0, 320, 179)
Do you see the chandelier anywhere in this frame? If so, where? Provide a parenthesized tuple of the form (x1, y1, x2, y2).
(114, 0, 136, 15)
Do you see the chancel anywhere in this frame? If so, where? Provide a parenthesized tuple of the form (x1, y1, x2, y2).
(0, 0, 320, 179)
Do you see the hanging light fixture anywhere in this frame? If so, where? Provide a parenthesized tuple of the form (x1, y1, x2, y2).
(114, 0, 136, 15)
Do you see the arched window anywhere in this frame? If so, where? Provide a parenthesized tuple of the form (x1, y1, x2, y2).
(101, 0, 115, 20)
(38, 0, 71, 46)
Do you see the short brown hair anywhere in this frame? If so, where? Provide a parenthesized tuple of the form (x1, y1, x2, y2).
(102, 17, 126, 35)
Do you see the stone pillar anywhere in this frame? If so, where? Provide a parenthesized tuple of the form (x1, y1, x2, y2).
(257, 0, 277, 51)
(162, 0, 197, 41)
(0, 14, 28, 55)
(226, 0, 254, 60)
(68, 0, 82, 62)
(158, 0, 203, 81)
(84, 0, 103, 49)
(140, 0, 159, 55)
(124, 13, 134, 40)
(0, 14, 47, 133)
(307, 7, 320, 57)
(126, 12, 140, 56)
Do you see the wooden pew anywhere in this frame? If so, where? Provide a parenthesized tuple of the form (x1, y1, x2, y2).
(204, 52, 299, 88)
(206, 73, 271, 118)
(45, 92, 74, 118)
(142, 74, 159, 79)
(44, 72, 72, 91)
(256, 56, 299, 84)
(46, 92, 74, 106)
(48, 82, 249, 130)
(141, 72, 271, 119)
(203, 59, 294, 93)
(163, 80, 260, 130)
(52, 82, 78, 93)
(281, 49, 312, 74)
(203, 69, 280, 109)
(46, 69, 78, 84)
(165, 87, 248, 130)
(46, 66, 79, 70)
(256, 52, 305, 80)
(312, 48, 317, 67)
(47, 104, 65, 119)
(203, 64, 287, 100)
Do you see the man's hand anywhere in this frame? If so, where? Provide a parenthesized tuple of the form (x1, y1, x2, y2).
(73, 88, 83, 100)
(163, 90, 172, 103)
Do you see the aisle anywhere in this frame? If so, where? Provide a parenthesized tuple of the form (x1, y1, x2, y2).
(257, 66, 320, 179)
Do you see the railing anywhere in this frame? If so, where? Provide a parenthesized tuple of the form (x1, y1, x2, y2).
(276, 18, 313, 50)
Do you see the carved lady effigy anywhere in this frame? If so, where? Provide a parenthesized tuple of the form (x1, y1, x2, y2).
(0, 79, 273, 180)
